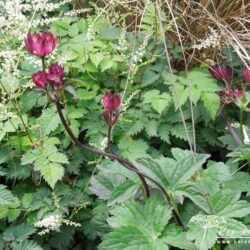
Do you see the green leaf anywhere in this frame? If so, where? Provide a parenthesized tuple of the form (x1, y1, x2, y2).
(211, 190, 250, 218)
(175, 182, 211, 214)
(39, 162, 64, 189)
(40, 107, 61, 137)
(100, 195, 171, 250)
(108, 181, 140, 207)
(187, 219, 217, 250)
(168, 152, 209, 189)
(143, 90, 171, 114)
(90, 53, 104, 67)
(3, 223, 36, 242)
(201, 161, 232, 195)
(0, 185, 15, 205)
(16, 240, 43, 250)
(119, 139, 149, 161)
(126, 120, 145, 136)
(48, 152, 69, 164)
(145, 120, 158, 137)
(201, 92, 220, 120)
(162, 224, 197, 250)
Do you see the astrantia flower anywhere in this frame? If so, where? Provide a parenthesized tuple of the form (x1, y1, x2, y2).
(209, 66, 233, 81)
(32, 70, 48, 88)
(25, 32, 58, 57)
(102, 91, 121, 112)
(243, 66, 250, 82)
(47, 63, 64, 87)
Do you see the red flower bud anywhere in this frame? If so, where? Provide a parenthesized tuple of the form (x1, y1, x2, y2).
(102, 91, 121, 112)
(32, 70, 48, 88)
(47, 63, 64, 87)
(244, 66, 250, 82)
(209, 66, 233, 81)
(25, 32, 58, 57)
(102, 110, 119, 127)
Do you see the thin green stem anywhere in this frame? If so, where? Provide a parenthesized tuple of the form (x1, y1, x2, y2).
(240, 107, 244, 144)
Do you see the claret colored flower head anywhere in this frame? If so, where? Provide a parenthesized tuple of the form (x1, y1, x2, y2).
(243, 66, 250, 82)
(32, 70, 48, 88)
(209, 66, 233, 82)
(47, 63, 64, 87)
(102, 91, 121, 112)
(25, 32, 58, 57)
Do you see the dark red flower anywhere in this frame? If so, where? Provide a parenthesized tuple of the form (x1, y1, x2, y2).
(102, 91, 121, 112)
(209, 66, 233, 81)
(47, 63, 64, 87)
(32, 70, 48, 88)
(25, 32, 58, 57)
(244, 66, 250, 82)
(234, 90, 244, 100)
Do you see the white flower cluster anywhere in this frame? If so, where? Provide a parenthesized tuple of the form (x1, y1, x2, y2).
(85, 24, 96, 41)
(0, 51, 20, 76)
(0, 102, 15, 122)
(122, 89, 140, 112)
(65, 8, 92, 17)
(131, 34, 150, 69)
(192, 27, 221, 50)
(116, 28, 128, 51)
(35, 213, 81, 235)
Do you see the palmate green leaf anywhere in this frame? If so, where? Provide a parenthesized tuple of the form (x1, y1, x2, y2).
(108, 181, 140, 207)
(168, 152, 209, 190)
(175, 182, 211, 214)
(99, 195, 171, 250)
(136, 158, 170, 190)
(90, 168, 127, 200)
(211, 190, 250, 218)
(0, 185, 15, 205)
(162, 224, 197, 250)
(187, 220, 217, 250)
(201, 161, 232, 195)
(187, 214, 248, 250)
(15, 240, 43, 250)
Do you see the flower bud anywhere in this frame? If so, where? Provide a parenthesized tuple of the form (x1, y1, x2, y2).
(102, 91, 121, 112)
(25, 32, 58, 57)
(243, 66, 250, 82)
(32, 70, 48, 88)
(209, 66, 233, 81)
(47, 63, 64, 87)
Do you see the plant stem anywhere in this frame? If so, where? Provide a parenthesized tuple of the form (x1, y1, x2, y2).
(107, 123, 150, 199)
(221, 108, 242, 146)
(55, 100, 184, 227)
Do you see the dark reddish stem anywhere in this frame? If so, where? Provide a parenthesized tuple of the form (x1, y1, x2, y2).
(55, 100, 184, 227)
(106, 121, 150, 199)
